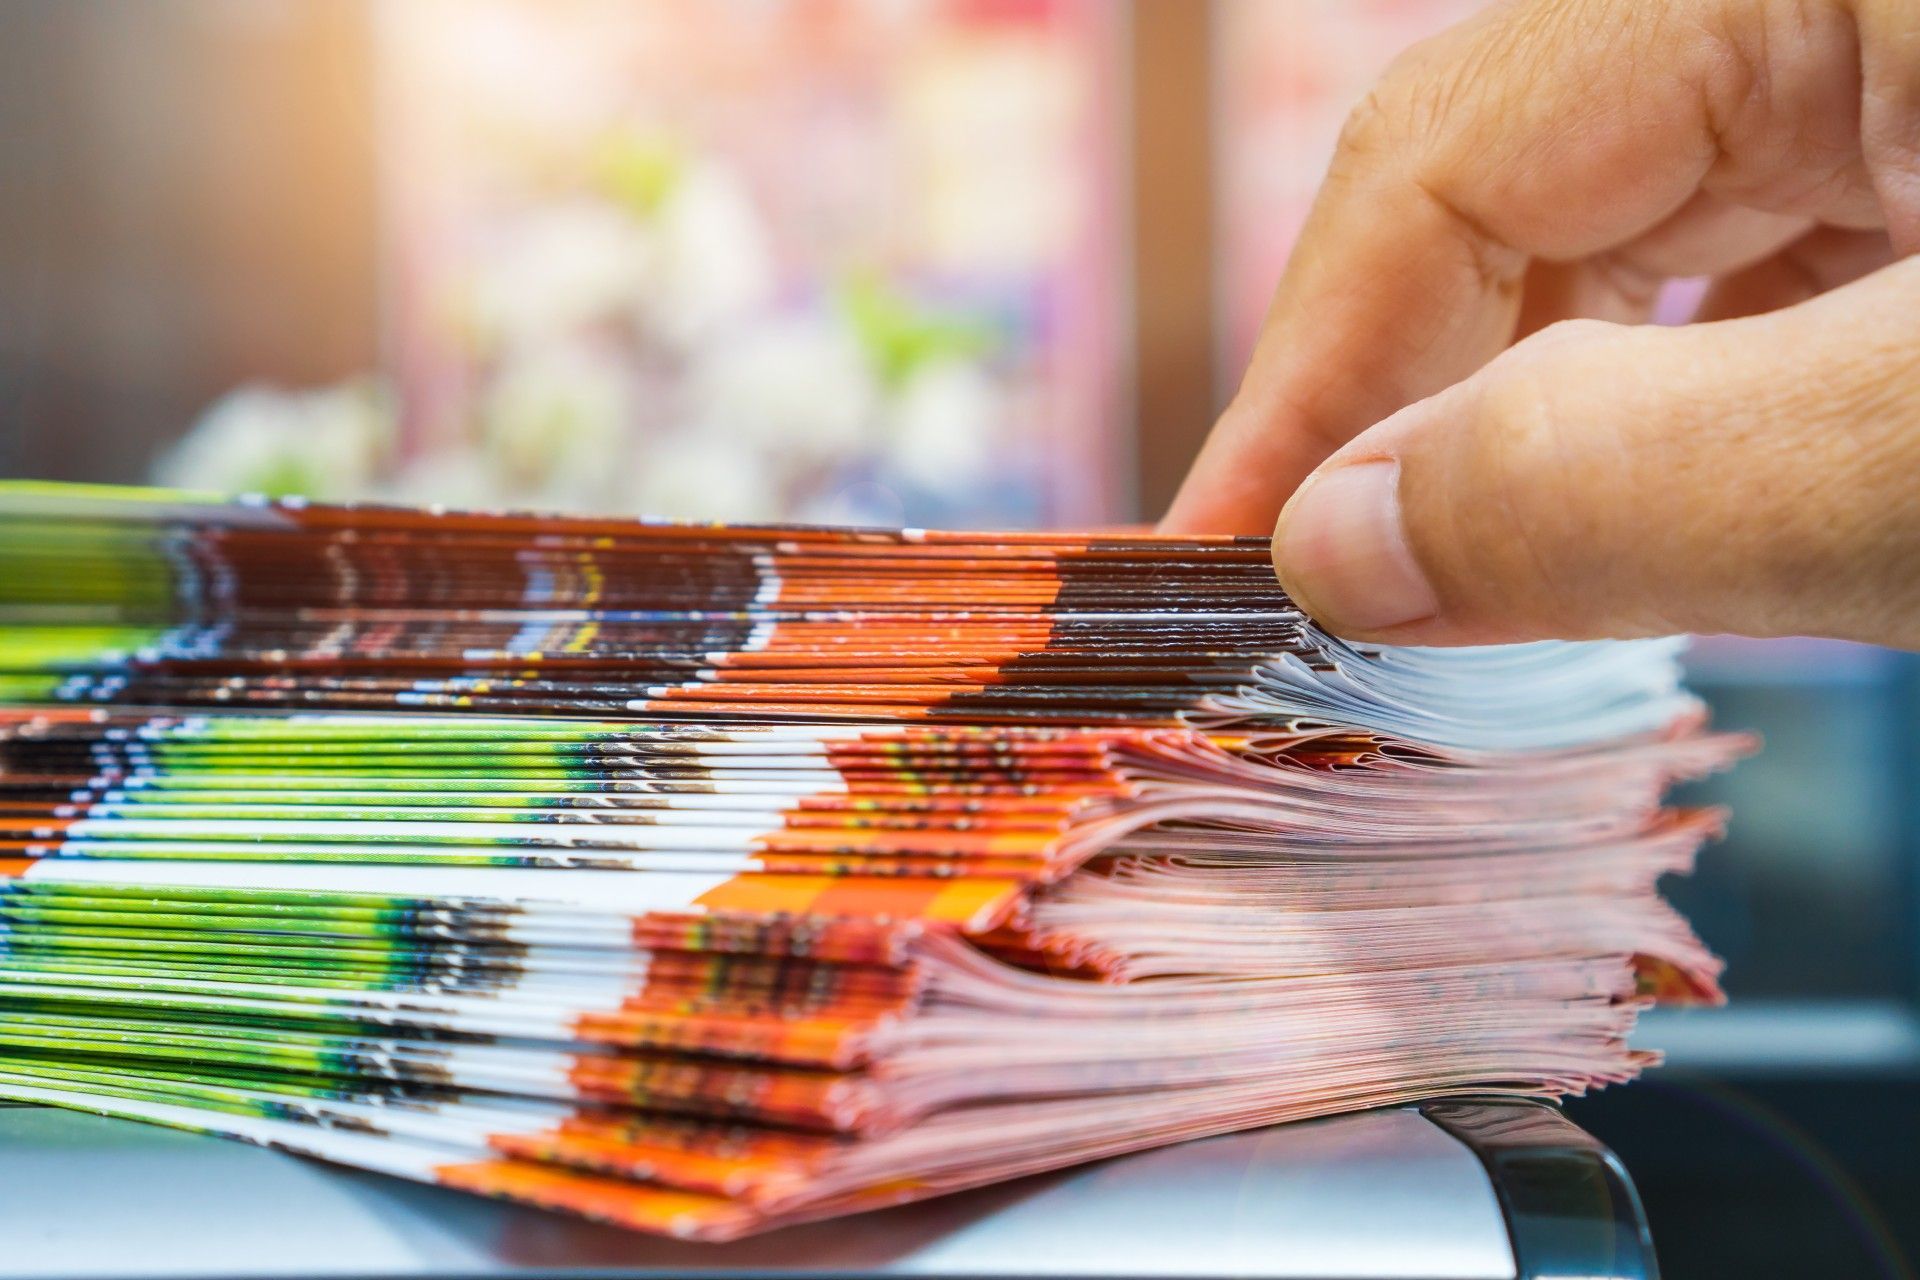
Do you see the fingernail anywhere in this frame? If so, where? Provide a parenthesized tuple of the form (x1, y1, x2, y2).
(1273, 460, 1439, 633)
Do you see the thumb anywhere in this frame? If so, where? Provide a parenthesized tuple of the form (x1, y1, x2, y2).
(1272, 257, 1920, 648)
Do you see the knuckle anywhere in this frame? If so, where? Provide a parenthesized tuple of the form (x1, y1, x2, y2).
(1450, 360, 1602, 626)
(1331, 86, 1406, 172)
(1505, 317, 1627, 366)
(1331, 34, 1456, 171)
(1475, 365, 1569, 464)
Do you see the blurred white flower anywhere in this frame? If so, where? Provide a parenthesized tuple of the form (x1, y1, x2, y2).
(631, 433, 782, 522)
(794, 480, 908, 529)
(883, 356, 1000, 495)
(686, 314, 879, 461)
(479, 342, 634, 508)
(638, 162, 775, 349)
(379, 448, 503, 513)
(467, 201, 655, 349)
(155, 379, 392, 498)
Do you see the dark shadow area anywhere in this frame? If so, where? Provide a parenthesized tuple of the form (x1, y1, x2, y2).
(1568, 1074, 1920, 1280)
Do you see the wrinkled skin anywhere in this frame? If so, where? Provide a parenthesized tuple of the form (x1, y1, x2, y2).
(1163, 0, 1920, 649)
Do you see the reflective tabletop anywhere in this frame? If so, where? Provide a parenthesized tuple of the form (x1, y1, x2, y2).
(0, 1100, 1642, 1280)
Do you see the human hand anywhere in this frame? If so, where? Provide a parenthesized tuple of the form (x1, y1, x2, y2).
(1162, 0, 1920, 648)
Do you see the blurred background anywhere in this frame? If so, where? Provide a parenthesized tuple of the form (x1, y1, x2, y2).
(1, 1, 1915, 1273)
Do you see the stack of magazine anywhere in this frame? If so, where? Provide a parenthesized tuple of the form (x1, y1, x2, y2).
(0, 484, 1741, 1239)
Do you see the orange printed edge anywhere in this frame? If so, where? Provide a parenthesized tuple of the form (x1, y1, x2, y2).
(433, 1157, 757, 1239)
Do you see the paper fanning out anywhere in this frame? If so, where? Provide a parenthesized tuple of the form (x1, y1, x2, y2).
(0, 482, 1745, 1239)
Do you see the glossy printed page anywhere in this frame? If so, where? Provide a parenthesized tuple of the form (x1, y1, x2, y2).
(0, 483, 1742, 1239)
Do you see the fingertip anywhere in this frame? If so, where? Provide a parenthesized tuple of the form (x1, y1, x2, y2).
(1158, 476, 1286, 538)
(1154, 487, 1214, 537)
(1272, 459, 1441, 637)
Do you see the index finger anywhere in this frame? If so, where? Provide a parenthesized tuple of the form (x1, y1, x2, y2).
(1159, 0, 1757, 535)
